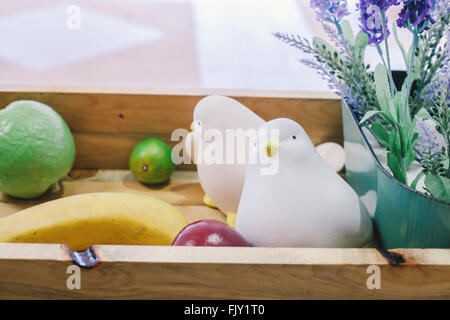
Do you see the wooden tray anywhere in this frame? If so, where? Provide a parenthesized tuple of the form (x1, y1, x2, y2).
(0, 87, 449, 299)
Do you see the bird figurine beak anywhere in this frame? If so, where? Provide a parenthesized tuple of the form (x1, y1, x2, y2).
(190, 121, 194, 131)
(264, 138, 280, 157)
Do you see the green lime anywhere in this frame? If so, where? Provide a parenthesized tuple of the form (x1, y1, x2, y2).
(0, 100, 76, 199)
(129, 138, 175, 184)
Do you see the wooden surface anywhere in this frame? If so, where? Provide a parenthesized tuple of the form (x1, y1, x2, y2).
(0, 88, 342, 169)
(0, 243, 449, 299)
(0, 169, 449, 299)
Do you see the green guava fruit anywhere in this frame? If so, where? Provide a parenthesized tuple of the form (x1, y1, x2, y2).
(0, 100, 76, 199)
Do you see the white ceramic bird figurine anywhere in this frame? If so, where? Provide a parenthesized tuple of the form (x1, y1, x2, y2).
(236, 118, 373, 248)
(185, 95, 265, 215)
(185, 96, 346, 222)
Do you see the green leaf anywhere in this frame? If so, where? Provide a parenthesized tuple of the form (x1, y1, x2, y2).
(359, 110, 395, 127)
(374, 63, 393, 114)
(340, 20, 354, 45)
(397, 124, 407, 156)
(389, 130, 402, 158)
(407, 131, 419, 154)
(388, 100, 397, 123)
(313, 37, 340, 58)
(359, 110, 380, 124)
(410, 171, 425, 190)
(406, 150, 415, 169)
(393, 89, 406, 124)
(406, 117, 417, 140)
(368, 123, 390, 148)
(424, 175, 450, 202)
(354, 32, 369, 62)
(387, 151, 406, 184)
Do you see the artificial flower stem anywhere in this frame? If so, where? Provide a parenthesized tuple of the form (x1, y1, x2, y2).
(392, 22, 408, 69)
(333, 18, 343, 34)
(375, 42, 397, 98)
(403, 28, 419, 129)
(375, 43, 390, 78)
(446, 144, 450, 178)
(380, 11, 396, 96)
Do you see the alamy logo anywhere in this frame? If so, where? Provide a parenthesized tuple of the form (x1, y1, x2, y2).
(366, 265, 381, 290)
(66, 5, 81, 30)
(171, 125, 281, 175)
(366, 5, 382, 31)
(66, 265, 81, 290)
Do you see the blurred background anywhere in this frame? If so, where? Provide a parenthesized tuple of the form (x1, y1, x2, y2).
(0, 0, 410, 92)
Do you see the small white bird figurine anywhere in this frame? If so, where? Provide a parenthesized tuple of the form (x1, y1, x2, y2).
(185, 95, 264, 214)
(236, 118, 373, 248)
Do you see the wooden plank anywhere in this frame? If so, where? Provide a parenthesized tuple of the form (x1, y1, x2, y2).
(73, 132, 195, 170)
(72, 128, 337, 170)
(0, 89, 341, 135)
(0, 88, 342, 169)
(0, 244, 448, 299)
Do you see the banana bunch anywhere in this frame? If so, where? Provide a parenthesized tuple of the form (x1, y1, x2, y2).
(0, 192, 188, 251)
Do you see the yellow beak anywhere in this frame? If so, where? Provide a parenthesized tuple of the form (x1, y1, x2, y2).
(190, 121, 194, 131)
(265, 138, 280, 157)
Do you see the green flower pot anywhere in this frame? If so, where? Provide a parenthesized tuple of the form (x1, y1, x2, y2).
(342, 101, 450, 249)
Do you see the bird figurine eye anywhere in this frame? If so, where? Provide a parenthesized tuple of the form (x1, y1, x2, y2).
(292, 135, 297, 140)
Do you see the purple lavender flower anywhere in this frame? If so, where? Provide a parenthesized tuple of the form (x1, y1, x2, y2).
(357, 0, 400, 44)
(424, 59, 450, 107)
(433, 0, 450, 12)
(416, 118, 441, 158)
(361, 0, 401, 11)
(397, 0, 436, 32)
(310, 0, 350, 23)
(415, 118, 445, 174)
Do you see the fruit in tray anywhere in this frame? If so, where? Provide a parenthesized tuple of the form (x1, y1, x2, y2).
(0, 100, 75, 199)
(172, 220, 249, 247)
(129, 138, 175, 185)
(0, 192, 188, 251)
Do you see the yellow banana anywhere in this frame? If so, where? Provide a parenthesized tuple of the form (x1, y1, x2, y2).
(0, 192, 188, 251)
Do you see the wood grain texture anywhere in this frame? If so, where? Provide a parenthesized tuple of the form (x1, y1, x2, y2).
(73, 132, 195, 170)
(0, 244, 448, 299)
(0, 88, 342, 169)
